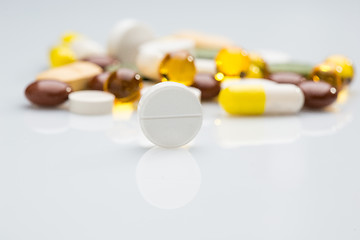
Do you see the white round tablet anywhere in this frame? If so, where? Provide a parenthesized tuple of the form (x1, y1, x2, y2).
(188, 86, 201, 101)
(69, 90, 115, 115)
(107, 19, 154, 64)
(138, 82, 203, 148)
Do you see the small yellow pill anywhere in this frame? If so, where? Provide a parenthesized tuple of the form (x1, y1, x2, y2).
(246, 53, 269, 79)
(49, 45, 76, 68)
(215, 47, 250, 78)
(159, 51, 196, 86)
(325, 55, 354, 86)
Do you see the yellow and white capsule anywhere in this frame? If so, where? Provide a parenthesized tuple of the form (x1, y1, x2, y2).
(219, 79, 304, 115)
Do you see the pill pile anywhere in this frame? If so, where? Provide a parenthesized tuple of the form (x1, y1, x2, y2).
(24, 19, 355, 147)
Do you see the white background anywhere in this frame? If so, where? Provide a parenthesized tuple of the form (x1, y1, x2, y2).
(1, 0, 360, 239)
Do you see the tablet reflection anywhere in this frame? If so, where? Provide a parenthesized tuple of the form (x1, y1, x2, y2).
(136, 147, 201, 210)
(217, 115, 301, 147)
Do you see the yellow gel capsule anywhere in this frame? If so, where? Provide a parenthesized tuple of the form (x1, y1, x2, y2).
(310, 62, 342, 90)
(246, 53, 269, 78)
(49, 45, 76, 68)
(219, 85, 266, 115)
(215, 47, 250, 78)
(325, 55, 354, 85)
(159, 51, 196, 86)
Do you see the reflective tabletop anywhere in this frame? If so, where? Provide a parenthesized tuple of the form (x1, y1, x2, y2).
(1, 0, 360, 239)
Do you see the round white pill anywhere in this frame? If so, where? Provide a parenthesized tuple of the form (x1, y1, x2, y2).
(107, 19, 154, 64)
(188, 87, 201, 101)
(69, 90, 115, 115)
(138, 82, 203, 148)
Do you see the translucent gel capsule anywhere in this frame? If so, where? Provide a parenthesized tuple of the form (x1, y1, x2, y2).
(104, 68, 142, 103)
(310, 62, 342, 90)
(159, 51, 196, 86)
(325, 55, 354, 86)
(215, 47, 250, 79)
(246, 53, 269, 78)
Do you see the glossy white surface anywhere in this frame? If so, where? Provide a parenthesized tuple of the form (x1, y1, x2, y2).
(1, 0, 360, 239)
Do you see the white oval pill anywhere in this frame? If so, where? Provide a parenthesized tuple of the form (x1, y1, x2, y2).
(107, 19, 154, 64)
(138, 82, 203, 148)
(69, 90, 115, 115)
(188, 87, 201, 101)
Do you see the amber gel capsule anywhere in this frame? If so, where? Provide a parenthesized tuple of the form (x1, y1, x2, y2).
(215, 47, 250, 80)
(325, 55, 355, 86)
(104, 68, 142, 103)
(246, 53, 269, 78)
(159, 51, 196, 86)
(310, 62, 342, 90)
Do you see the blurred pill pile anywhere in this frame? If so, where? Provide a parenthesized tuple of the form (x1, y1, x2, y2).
(25, 19, 355, 116)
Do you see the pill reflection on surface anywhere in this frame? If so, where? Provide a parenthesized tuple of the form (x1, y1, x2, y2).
(216, 115, 301, 147)
(136, 147, 201, 209)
